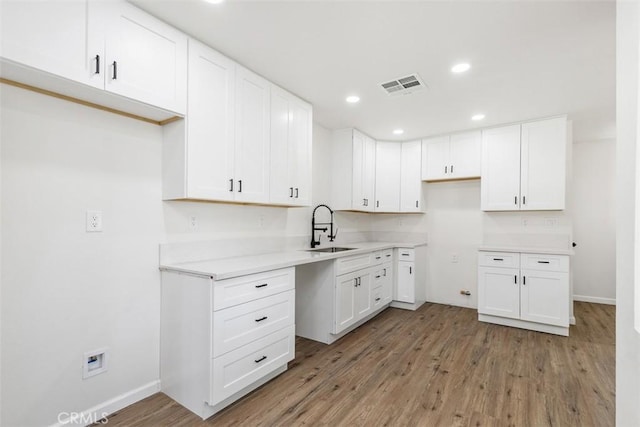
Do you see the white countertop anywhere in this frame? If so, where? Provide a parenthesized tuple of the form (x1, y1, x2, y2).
(478, 245, 574, 256)
(160, 241, 427, 280)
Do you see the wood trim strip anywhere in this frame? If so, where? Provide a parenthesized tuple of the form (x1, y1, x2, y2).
(0, 77, 182, 126)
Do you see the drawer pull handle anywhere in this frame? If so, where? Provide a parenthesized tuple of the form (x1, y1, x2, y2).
(255, 283, 268, 288)
(376, 256, 381, 260)
(386, 254, 391, 257)
(255, 316, 268, 322)
(255, 355, 267, 364)
(493, 258, 504, 261)
(523, 276, 526, 285)
(375, 275, 381, 279)
(537, 261, 550, 264)
(402, 253, 410, 256)
(514, 275, 517, 284)
(375, 297, 381, 302)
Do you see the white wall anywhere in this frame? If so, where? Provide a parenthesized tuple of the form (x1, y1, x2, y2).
(616, 1, 640, 423)
(572, 139, 616, 304)
(0, 86, 164, 426)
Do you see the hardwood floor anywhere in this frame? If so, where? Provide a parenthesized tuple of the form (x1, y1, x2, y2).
(101, 302, 615, 426)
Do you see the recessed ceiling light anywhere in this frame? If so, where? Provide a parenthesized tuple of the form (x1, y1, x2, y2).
(471, 114, 486, 121)
(203, 0, 224, 4)
(451, 63, 471, 73)
(393, 129, 404, 135)
(346, 95, 360, 104)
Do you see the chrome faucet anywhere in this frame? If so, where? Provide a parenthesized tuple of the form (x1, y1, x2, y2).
(311, 204, 337, 248)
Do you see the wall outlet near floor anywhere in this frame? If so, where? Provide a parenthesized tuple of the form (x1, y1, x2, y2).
(83, 348, 108, 379)
(86, 210, 102, 232)
(460, 289, 471, 296)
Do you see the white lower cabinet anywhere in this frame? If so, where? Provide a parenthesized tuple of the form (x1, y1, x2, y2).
(391, 246, 427, 311)
(296, 249, 394, 344)
(161, 267, 295, 420)
(477, 251, 570, 336)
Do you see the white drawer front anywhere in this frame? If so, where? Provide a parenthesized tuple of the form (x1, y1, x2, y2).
(336, 252, 374, 275)
(213, 290, 294, 357)
(478, 251, 520, 269)
(372, 251, 384, 265)
(210, 325, 294, 405)
(372, 264, 392, 287)
(521, 253, 569, 273)
(213, 268, 294, 311)
(382, 249, 393, 262)
(396, 248, 415, 262)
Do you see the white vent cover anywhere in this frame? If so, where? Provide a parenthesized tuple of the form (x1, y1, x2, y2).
(380, 73, 426, 96)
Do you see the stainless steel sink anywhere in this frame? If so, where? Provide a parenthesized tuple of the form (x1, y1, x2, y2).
(307, 247, 355, 253)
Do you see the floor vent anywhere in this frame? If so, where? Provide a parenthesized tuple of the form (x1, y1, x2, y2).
(380, 73, 426, 96)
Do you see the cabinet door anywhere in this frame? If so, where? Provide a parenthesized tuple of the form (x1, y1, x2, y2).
(288, 97, 312, 206)
(269, 87, 292, 205)
(351, 131, 367, 210)
(185, 40, 235, 201)
(421, 136, 449, 180)
(355, 271, 373, 319)
(374, 142, 401, 212)
(520, 270, 569, 327)
(449, 131, 481, 179)
(380, 263, 393, 305)
(477, 266, 520, 319)
(395, 262, 415, 303)
(234, 66, 271, 203)
(104, 1, 187, 114)
(362, 136, 377, 212)
(1, 0, 103, 89)
(335, 272, 358, 333)
(400, 140, 423, 212)
(480, 125, 522, 211)
(520, 117, 567, 210)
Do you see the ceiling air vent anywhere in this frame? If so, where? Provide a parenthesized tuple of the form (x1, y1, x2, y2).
(380, 73, 426, 96)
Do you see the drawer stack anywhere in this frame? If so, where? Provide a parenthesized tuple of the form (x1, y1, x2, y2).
(210, 268, 295, 405)
(372, 249, 393, 310)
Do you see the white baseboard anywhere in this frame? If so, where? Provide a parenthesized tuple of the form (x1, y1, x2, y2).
(573, 295, 616, 305)
(51, 380, 161, 427)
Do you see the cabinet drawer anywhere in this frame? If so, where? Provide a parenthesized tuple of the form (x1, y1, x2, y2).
(396, 248, 415, 262)
(372, 264, 392, 286)
(381, 249, 393, 262)
(213, 268, 294, 311)
(372, 251, 384, 265)
(210, 325, 294, 405)
(213, 290, 294, 357)
(478, 251, 520, 268)
(336, 252, 374, 275)
(521, 253, 569, 272)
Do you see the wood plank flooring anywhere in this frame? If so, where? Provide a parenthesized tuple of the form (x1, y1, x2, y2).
(100, 302, 615, 426)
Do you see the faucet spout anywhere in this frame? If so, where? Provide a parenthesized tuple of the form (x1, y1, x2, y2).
(311, 204, 335, 248)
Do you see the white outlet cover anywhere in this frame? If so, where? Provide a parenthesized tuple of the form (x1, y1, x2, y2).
(86, 210, 103, 232)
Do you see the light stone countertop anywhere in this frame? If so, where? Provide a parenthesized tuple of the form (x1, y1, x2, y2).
(478, 245, 574, 256)
(160, 241, 427, 280)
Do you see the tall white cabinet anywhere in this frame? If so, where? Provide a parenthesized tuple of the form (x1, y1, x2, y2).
(331, 129, 376, 212)
(481, 117, 567, 211)
(400, 140, 423, 212)
(374, 142, 401, 212)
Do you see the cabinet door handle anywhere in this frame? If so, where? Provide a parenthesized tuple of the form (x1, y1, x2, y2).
(445, 165, 448, 174)
(514, 196, 518, 205)
(416, 200, 419, 208)
(451, 165, 454, 173)
(255, 355, 267, 364)
(229, 179, 234, 192)
(523, 276, 526, 285)
(375, 297, 381, 302)
(409, 266, 412, 274)
(255, 283, 268, 288)
(537, 260, 550, 264)
(363, 198, 366, 206)
(376, 200, 379, 208)
(295, 188, 299, 198)
(94, 54, 100, 74)
(289, 187, 293, 197)
(112, 61, 117, 80)
(383, 268, 387, 276)
(522, 196, 526, 205)
(238, 180, 242, 193)
(255, 316, 268, 322)
(514, 275, 517, 284)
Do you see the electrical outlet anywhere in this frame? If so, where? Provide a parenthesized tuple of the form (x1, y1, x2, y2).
(86, 210, 102, 232)
(451, 254, 459, 263)
(189, 215, 198, 231)
(259, 215, 265, 228)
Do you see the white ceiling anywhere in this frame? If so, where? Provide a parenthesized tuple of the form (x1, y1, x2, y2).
(131, 0, 616, 142)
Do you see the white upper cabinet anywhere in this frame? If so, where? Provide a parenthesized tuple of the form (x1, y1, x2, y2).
(421, 131, 481, 181)
(400, 140, 423, 212)
(332, 129, 376, 212)
(269, 86, 312, 206)
(374, 142, 401, 212)
(0, 0, 103, 89)
(103, 1, 187, 114)
(163, 41, 272, 204)
(234, 66, 271, 204)
(481, 117, 567, 211)
(1, 0, 187, 116)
